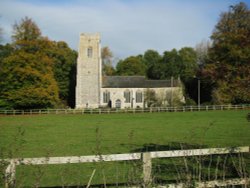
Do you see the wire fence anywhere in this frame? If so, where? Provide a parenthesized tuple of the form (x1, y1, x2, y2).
(0, 104, 249, 115)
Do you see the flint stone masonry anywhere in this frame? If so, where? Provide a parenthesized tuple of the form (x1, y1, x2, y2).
(76, 33, 102, 108)
(75, 33, 184, 109)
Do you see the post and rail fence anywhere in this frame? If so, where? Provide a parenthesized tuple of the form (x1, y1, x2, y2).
(2, 146, 250, 188)
(0, 104, 249, 116)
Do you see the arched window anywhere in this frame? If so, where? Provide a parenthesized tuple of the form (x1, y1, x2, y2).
(136, 90, 143, 103)
(124, 90, 131, 103)
(87, 47, 93, 58)
(103, 91, 110, 103)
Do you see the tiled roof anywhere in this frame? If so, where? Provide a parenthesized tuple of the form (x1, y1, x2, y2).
(102, 76, 179, 88)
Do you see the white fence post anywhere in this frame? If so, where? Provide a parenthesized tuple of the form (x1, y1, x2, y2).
(5, 160, 16, 188)
(142, 152, 152, 187)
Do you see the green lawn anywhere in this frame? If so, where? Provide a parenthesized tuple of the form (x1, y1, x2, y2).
(0, 110, 249, 187)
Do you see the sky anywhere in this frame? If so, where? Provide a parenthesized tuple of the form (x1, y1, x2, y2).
(0, 0, 249, 60)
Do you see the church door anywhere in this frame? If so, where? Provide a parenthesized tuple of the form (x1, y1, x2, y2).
(115, 99, 121, 109)
(108, 100, 112, 108)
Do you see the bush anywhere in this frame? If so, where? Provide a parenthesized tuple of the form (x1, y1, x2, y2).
(185, 97, 196, 106)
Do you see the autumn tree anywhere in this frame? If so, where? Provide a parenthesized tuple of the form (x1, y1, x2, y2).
(0, 44, 13, 62)
(0, 43, 15, 108)
(0, 50, 59, 109)
(0, 17, 60, 109)
(205, 2, 250, 104)
(101, 46, 115, 75)
(12, 17, 41, 42)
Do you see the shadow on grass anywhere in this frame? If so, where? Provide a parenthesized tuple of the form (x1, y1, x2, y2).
(130, 142, 207, 152)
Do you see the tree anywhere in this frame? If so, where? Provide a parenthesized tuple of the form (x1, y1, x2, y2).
(0, 50, 59, 109)
(143, 49, 161, 68)
(0, 44, 14, 109)
(0, 17, 60, 109)
(147, 49, 179, 80)
(195, 39, 211, 65)
(48, 41, 77, 107)
(146, 48, 198, 82)
(116, 56, 146, 76)
(101, 46, 113, 64)
(0, 44, 14, 62)
(178, 47, 198, 82)
(101, 46, 115, 75)
(12, 17, 41, 42)
(147, 62, 166, 79)
(162, 49, 182, 79)
(205, 2, 250, 104)
(144, 89, 157, 107)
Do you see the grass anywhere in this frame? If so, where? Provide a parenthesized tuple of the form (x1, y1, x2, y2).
(0, 110, 249, 187)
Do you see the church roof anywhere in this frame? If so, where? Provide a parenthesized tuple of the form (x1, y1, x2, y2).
(102, 76, 180, 88)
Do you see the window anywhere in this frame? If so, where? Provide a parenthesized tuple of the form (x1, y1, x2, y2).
(136, 91, 143, 103)
(87, 47, 93, 58)
(124, 90, 130, 103)
(103, 91, 110, 103)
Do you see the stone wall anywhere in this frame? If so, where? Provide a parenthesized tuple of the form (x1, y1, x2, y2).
(100, 87, 184, 108)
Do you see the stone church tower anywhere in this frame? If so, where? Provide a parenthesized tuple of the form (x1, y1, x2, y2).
(75, 33, 102, 108)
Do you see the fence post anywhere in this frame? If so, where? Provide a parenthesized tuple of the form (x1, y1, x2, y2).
(5, 160, 16, 188)
(142, 152, 152, 187)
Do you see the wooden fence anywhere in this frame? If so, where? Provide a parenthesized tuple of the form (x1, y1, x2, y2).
(0, 104, 249, 115)
(2, 146, 249, 188)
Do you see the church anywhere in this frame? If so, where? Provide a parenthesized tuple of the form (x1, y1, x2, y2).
(75, 33, 184, 109)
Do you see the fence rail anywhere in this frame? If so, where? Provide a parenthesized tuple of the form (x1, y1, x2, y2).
(2, 146, 249, 188)
(0, 104, 249, 115)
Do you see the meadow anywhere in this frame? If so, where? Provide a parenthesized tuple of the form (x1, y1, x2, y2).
(0, 110, 249, 187)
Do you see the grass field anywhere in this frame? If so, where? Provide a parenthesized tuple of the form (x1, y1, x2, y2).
(0, 110, 250, 187)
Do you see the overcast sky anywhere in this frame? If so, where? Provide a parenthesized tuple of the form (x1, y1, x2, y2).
(1, 0, 249, 59)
